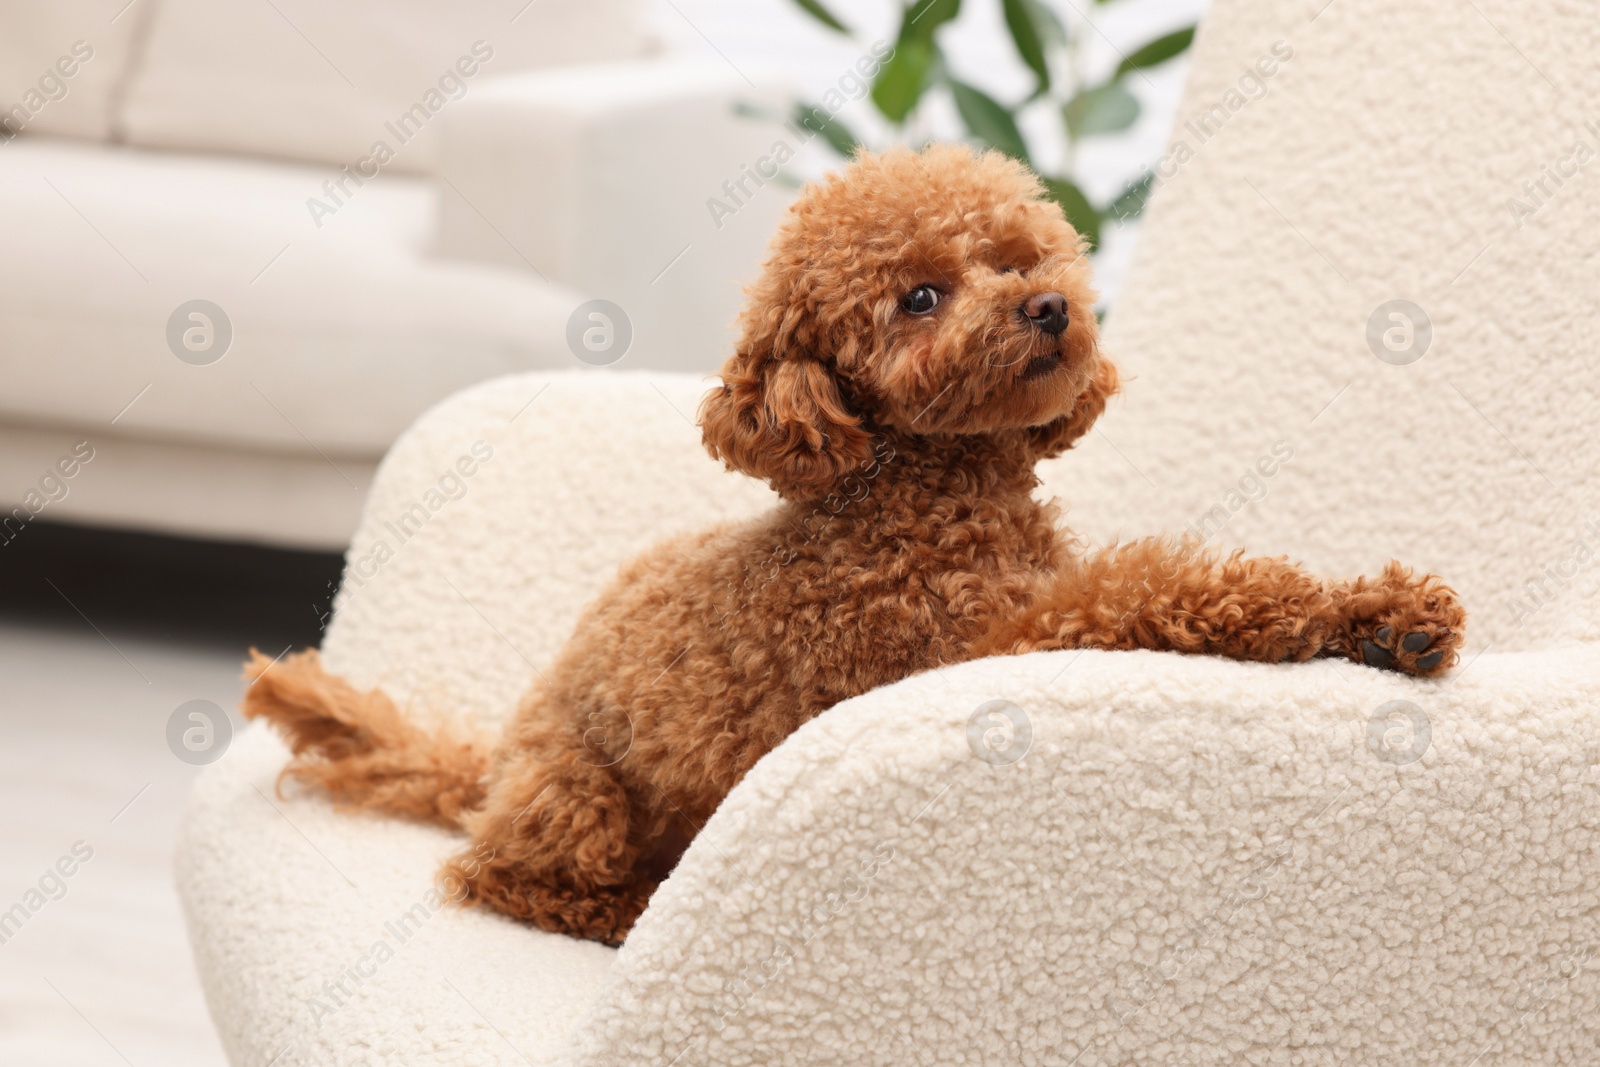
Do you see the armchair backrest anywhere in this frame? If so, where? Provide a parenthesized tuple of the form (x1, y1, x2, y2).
(322, 0, 1600, 704)
(320, 371, 773, 722)
(1037, 0, 1600, 653)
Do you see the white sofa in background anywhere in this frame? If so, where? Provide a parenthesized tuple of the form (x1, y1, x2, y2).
(177, 0, 1600, 1063)
(0, 1, 789, 550)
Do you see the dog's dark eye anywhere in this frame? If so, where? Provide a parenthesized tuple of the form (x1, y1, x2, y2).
(999, 265, 1017, 274)
(901, 286, 940, 315)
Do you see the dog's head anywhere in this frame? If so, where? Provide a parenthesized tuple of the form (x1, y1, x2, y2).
(701, 143, 1117, 498)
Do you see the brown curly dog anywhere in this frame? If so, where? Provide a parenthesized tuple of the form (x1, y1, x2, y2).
(244, 144, 1465, 945)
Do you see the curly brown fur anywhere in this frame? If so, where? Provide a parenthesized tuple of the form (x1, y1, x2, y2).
(244, 648, 489, 827)
(242, 145, 1465, 945)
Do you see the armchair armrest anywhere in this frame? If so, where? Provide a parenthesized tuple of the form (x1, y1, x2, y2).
(434, 59, 793, 371)
(561, 644, 1600, 1065)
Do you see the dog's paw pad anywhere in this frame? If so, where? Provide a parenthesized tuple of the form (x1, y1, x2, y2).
(1361, 639, 1396, 670)
(1354, 623, 1457, 675)
(1340, 569, 1465, 675)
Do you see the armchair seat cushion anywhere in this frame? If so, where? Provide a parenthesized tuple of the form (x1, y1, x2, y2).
(178, 723, 618, 1066)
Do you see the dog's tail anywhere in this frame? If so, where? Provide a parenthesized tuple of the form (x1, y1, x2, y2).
(241, 648, 490, 828)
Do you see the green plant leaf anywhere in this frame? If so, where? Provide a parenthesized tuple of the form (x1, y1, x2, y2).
(1115, 26, 1195, 78)
(732, 100, 783, 123)
(794, 102, 861, 157)
(902, 0, 962, 41)
(949, 79, 1029, 161)
(872, 38, 936, 123)
(790, 0, 850, 33)
(1063, 83, 1140, 139)
(1043, 177, 1101, 249)
(1001, 0, 1050, 94)
(870, 1, 962, 125)
(1107, 171, 1155, 221)
(1032, 2, 1067, 47)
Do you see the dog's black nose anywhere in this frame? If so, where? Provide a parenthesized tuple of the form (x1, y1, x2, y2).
(1022, 292, 1069, 336)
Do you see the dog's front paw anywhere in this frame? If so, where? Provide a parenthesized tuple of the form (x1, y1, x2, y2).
(1336, 563, 1466, 676)
(1352, 619, 1461, 674)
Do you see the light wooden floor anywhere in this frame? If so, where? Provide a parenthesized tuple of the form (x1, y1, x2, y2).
(0, 618, 238, 1066)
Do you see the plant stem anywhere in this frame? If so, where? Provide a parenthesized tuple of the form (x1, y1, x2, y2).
(1064, 8, 1085, 179)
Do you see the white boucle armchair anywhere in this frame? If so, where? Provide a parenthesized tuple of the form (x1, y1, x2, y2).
(178, 0, 1600, 1063)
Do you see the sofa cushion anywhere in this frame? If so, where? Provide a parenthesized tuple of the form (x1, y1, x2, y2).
(0, 138, 586, 458)
(118, 0, 646, 172)
(0, 1, 145, 142)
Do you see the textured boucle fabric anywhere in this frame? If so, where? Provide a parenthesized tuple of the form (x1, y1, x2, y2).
(315, 372, 772, 724)
(1040, 0, 1600, 654)
(178, 372, 772, 1066)
(178, 725, 617, 1066)
(178, 0, 1600, 1059)
(180, 372, 1600, 1066)
(565, 645, 1600, 1066)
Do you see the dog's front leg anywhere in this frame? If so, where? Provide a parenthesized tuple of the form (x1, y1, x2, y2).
(975, 537, 1462, 676)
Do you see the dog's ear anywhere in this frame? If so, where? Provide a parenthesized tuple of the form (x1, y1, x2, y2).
(1026, 356, 1120, 459)
(700, 350, 876, 498)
